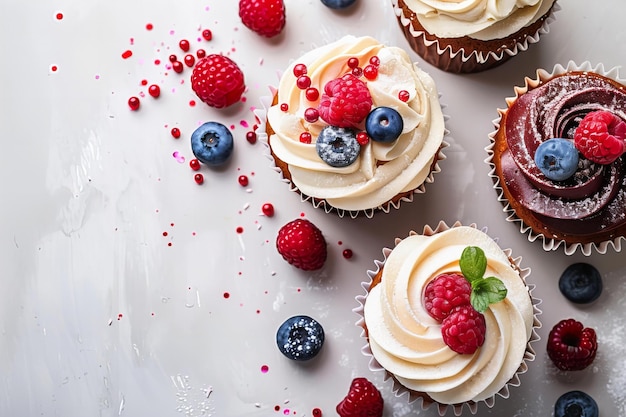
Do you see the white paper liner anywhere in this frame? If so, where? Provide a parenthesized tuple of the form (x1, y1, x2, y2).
(391, 0, 560, 70)
(353, 220, 542, 416)
(485, 61, 626, 256)
(254, 89, 450, 219)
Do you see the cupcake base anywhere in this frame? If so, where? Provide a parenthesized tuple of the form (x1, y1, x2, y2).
(392, 0, 559, 73)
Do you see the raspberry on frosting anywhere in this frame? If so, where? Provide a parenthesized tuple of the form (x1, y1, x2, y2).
(318, 74, 373, 128)
(574, 110, 626, 165)
(424, 273, 472, 321)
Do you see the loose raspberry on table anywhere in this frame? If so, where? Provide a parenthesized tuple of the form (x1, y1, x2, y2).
(546, 318, 597, 371)
(190, 54, 246, 108)
(239, 0, 286, 38)
(318, 74, 372, 128)
(336, 377, 384, 417)
(424, 273, 472, 321)
(573, 110, 626, 164)
(276, 219, 327, 271)
(441, 305, 486, 354)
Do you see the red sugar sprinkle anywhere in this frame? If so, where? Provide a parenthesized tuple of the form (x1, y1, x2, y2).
(342, 249, 353, 259)
(121, 50, 133, 59)
(223, 292, 230, 299)
(55, 12, 64, 20)
(146, 23, 154, 30)
(236, 226, 244, 234)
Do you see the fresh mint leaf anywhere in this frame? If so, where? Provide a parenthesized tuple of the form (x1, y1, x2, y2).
(470, 276, 508, 313)
(460, 246, 487, 283)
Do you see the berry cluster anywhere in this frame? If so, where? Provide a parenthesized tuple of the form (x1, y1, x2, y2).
(424, 273, 486, 354)
(546, 318, 598, 371)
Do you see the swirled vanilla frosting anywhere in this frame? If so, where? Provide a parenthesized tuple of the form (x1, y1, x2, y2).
(402, 0, 556, 40)
(266, 36, 445, 212)
(364, 226, 534, 404)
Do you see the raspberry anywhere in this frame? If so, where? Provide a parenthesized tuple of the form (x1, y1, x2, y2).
(318, 74, 373, 128)
(238, 0, 286, 38)
(190, 54, 246, 108)
(276, 219, 327, 271)
(441, 305, 486, 354)
(546, 318, 598, 371)
(336, 377, 384, 417)
(573, 110, 626, 164)
(424, 273, 472, 321)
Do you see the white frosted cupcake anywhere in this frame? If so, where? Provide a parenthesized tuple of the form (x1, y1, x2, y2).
(486, 61, 626, 255)
(257, 35, 448, 218)
(392, 0, 559, 73)
(354, 221, 541, 415)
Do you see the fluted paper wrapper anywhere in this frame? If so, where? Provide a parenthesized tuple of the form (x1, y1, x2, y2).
(486, 61, 626, 256)
(353, 221, 542, 416)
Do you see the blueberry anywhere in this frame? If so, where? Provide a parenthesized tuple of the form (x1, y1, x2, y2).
(555, 391, 598, 417)
(316, 126, 360, 167)
(190, 121, 234, 166)
(365, 107, 404, 143)
(559, 263, 603, 304)
(534, 138, 579, 181)
(276, 315, 325, 361)
(320, 0, 357, 9)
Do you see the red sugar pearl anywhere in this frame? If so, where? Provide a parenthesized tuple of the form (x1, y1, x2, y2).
(347, 57, 359, 69)
(312, 408, 322, 417)
(128, 96, 140, 110)
(168, 54, 178, 63)
(172, 61, 184, 73)
(342, 249, 353, 259)
(148, 84, 161, 98)
(398, 90, 410, 102)
(189, 158, 201, 171)
(246, 131, 257, 144)
(351, 67, 363, 78)
(280, 103, 289, 112)
(293, 63, 307, 77)
(296, 75, 311, 90)
(202, 29, 213, 41)
(356, 131, 369, 145)
(184, 54, 195, 67)
(194, 173, 204, 184)
(304, 108, 319, 123)
(238, 175, 249, 187)
(369, 55, 380, 66)
(363, 64, 378, 80)
(171, 127, 181, 139)
(305, 87, 319, 101)
(299, 132, 312, 144)
(262, 203, 275, 217)
(196, 49, 206, 59)
(179, 39, 190, 52)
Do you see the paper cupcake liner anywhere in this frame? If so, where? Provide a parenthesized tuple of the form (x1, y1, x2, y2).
(353, 220, 542, 416)
(485, 61, 626, 256)
(254, 93, 450, 219)
(391, 0, 560, 73)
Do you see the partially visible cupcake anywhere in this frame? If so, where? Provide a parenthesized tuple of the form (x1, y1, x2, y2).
(487, 61, 626, 255)
(258, 35, 447, 218)
(392, 0, 559, 73)
(355, 222, 541, 415)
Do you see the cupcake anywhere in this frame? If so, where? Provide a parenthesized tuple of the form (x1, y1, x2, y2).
(391, 0, 559, 73)
(487, 61, 626, 255)
(259, 35, 447, 219)
(355, 221, 541, 415)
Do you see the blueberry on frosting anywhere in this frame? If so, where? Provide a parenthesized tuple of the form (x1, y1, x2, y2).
(316, 126, 360, 167)
(534, 138, 579, 181)
(276, 315, 325, 361)
(365, 106, 403, 143)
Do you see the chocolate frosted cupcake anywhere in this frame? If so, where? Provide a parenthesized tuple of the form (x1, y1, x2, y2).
(355, 222, 541, 415)
(487, 61, 626, 255)
(257, 36, 448, 218)
(392, 0, 559, 73)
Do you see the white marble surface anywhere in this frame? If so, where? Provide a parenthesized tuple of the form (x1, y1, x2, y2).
(1, 0, 625, 416)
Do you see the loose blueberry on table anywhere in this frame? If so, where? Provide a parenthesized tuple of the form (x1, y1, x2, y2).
(320, 0, 357, 9)
(554, 390, 599, 417)
(559, 263, 603, 304)
(276, 315, 325, 361)
(190, 122, 234, 166)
